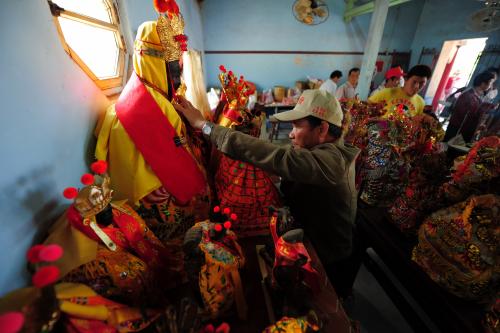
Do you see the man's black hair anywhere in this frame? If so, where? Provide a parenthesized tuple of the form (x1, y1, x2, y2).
(348, 67, 360, 76)
(304, 115, 342, 139)
(486, 67, 499, 75)
(473, 71, 495, 87)
(406, 65, 432, 79)
(330, 70, 343, 79)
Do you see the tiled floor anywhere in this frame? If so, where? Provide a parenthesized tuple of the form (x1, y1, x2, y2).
(345, 264, 415, 333)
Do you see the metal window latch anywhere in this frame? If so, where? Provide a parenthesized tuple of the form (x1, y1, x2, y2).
(47, 1, 64, 16)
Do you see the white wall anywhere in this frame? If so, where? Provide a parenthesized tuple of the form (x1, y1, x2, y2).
(0, 0, 110, 295)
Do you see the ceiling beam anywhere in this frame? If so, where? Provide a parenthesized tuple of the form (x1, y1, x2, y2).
(344, 0, 412, 22)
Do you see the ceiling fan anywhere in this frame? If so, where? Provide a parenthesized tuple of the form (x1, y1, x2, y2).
(293, 0, 330, 25)
(467, 1, 500, 32)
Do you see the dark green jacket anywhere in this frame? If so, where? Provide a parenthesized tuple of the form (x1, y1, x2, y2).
(210, 125, 360, 264)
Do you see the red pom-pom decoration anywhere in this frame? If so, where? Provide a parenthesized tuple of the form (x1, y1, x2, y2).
(223, 208, 231, 215)
(90, 160, 108, 174)
(213, 206, 220, 213)
(38, 244, 63, 262)
(63, 187, 78, 199)
(230, 213, 238, 221)
(216, 323, 230, 333)
(203, 324, 215, 333)
(26, 245, 45, 264)
(32, 266, 60, 288)
(153, 0, 169, 13)
(80, 173, 95, 185)
(219, 65, 226, 73)
(223, 221, 232, 229)
(228, 71, 233, 77)
(214, 224, 223, 232)
(0, 312, 25, 333)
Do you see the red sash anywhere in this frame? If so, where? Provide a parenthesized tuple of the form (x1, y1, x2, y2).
(115, 73, 206, 204)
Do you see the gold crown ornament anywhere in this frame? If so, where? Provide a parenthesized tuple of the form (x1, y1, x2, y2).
(153, 0, 188, 63)
(63, 160, 117, 251)
(217, 66, 257, 127)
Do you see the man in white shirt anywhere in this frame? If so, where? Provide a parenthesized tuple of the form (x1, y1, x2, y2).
(319, 70, 342, 96)
(336, 68, 360, 100)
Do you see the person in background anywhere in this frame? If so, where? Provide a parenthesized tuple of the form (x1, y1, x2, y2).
(369, 64, 432, 117)
(335, 67, 360, 100)
(443, 71, 496, 142)
(483, 67, 499, 103)
(369, 66, 405, 97)
(319, 70, 343, 96)
(173, 90, 361, 299)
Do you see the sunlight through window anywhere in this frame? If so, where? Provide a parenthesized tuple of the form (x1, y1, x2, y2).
(59, 17, 119, 78)
(49, 0, 126, 89)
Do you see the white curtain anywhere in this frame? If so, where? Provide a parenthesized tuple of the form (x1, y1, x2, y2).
(183, 50, 211, 119)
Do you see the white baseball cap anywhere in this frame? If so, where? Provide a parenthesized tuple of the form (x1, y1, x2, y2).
(271, 90, 343, 127)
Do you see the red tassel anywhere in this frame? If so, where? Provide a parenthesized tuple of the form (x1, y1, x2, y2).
(153, 0, 169, 13)
(219, 65, 226, 73)
(0, 312, 25, 333)
(203, 324, 215, 333)
(26, 245, 45, 264)
(153, 0, 179, 14)
(32, 266, 60, 288)
(38, 244, 63, 262)
(90, 160, 108, 174)
(63, 187, 78, 199)
(81, 173, 95, 185)
(215, 323, 230, 333)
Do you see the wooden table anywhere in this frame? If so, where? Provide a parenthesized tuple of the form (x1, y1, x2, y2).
(228, 236, 354, 333)
(355, 202, 485, 333)
(263, 104, 295, 141)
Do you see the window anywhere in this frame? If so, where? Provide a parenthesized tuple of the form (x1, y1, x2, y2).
(48, 0, 127, 91)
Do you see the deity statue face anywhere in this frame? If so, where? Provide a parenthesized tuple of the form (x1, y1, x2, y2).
(74, 176, 113, 218)
(167, 60, 183, 97)
(89, 187, 105, 206)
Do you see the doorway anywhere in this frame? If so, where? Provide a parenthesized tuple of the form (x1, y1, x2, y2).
(425, 38, 488, 114)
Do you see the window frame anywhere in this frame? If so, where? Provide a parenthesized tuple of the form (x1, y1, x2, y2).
(48, 0, 128, 91)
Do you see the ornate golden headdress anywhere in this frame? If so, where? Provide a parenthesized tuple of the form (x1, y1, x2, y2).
(217, 65, 257, 127)
(63, 161, 113, 218)
(153, 0, 188, 62)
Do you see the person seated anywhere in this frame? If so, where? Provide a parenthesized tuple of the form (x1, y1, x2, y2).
(369, 66, 404, 97)
(369, 64, 432, 117)
(335, 68, 359, 100)
(44, 161, 181, 306)
(319, 70, 342, 96)
(94, 1, 210, 252)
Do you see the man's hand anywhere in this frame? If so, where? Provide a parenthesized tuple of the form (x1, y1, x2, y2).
(173, 96, 206, 130)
